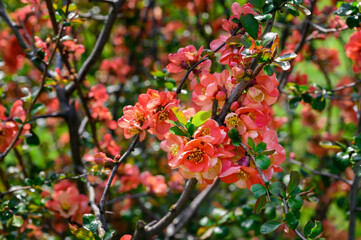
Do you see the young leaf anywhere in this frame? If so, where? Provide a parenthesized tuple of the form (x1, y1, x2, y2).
(264, 65, 274, 76)
(249, 0, 266, 9)
(260, 221, 283, 234)
(83, 214, 98, 234)
(240, 14, 259, 39)
(192, 111, 211, 127)
(248, 137, 256, 151)
(171, 107, 188, 125)
(169, 126, 188, 137)
(251, 184, 267, 198)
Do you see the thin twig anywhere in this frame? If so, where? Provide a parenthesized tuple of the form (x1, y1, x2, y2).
(98, 135, 139, 232)
(287, 158, 351, 185)
(65, 0, 125, 96)
(0, 0, 55, 78)
(282, 198, 307, 240)
(0, 23, 65, 162)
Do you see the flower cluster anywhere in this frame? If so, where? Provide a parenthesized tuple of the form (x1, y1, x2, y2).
(117, 2, 286, 190)
(118, 89, 179, 141)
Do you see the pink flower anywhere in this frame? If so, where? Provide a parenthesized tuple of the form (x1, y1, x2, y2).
(99, 134, 121, 156)
(89, 84, 108, 104)
(194, 119, 222, 144)
(166, 45, 211, 83)
(140, 171, 167, 196)
(176, 139, 216, 173)
(345, 30, 361, 73)
(119, 164, 141, 192)
(45, 180, 90, 224)
(100, 58, 131, 83)
(220, 163, 262, 189)
(118, 104, 150, 141)
(192, 73, 218, 111)
(120, 234, 132, 240)
(231, 3, 255, 18)
(160, 133, 185, 168)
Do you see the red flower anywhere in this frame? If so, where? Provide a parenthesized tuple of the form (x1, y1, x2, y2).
(345, 30, 361, 73)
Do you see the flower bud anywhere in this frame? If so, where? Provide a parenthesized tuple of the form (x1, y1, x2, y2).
(216, 91, 226, 101)
(231, 66, 245, 78)
(230, 101, 239, 111)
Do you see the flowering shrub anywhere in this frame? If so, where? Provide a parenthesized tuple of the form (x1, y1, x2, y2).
(1, 0, 361, 240)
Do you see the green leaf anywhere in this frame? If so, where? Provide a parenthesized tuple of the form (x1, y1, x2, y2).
(240, 14, 259, 39)
(294, 3, 311, 15)
(171, 107, 188, 125)
(288, 171, 300, 194)
(232, 18, 239, 24)
(228, 128, 242, 146)
(302, 93, 313, 104)
(304, 221, 316, 237)
(285, 211, 299, 230)
(311, 95, 326, 111)
(287, 195, 303, 211)
(248, 137, 256, 151)
(83, 214, 98, 234)
(356, 134, 361, 149)
(192, 111, 211, 127)
(169, 126, 187, 137)
(262, 32, 278, 48)
(260, 221, 283, 234)
(12, 215, 23, 227)
(264, 65, 274, 76)
(256, 142, 267, 153)
(255, 154, 271, 170)
(104, 230, 115, 240)
(31, 103, 44, 115)
(289, 97, 301, 109)
(334, 3, 357, 16)
(26, 131, 40, 146)
(275, 53, 297, 62)
(254, 195, 267, 214)
(251, 184, 267, 198)
(273, 60, 291, 71)
(269, 182, 285, 196)
(334, 152, 350, 171)
(249, 0, 266, 9)
(186, 122, 196, 136)
(255, 13, 273, 22)
(307, 221, 323, 238)
(284, 3, 299, 16)
(346, 15, 361, 28)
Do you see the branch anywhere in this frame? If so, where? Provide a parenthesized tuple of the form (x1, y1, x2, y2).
(165, 178, 220, 237)
(0, 23, 65, 162)
(132, 178, 198, 239)
(175, 25, 242, 95)
(65, 0, 125, 96)
(86, 175, 106, 237)
(0, 0, 55, 79)
(278, 0, 317, 89)
(287, 158, 352, 185)
(98, 135, 139, 232)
